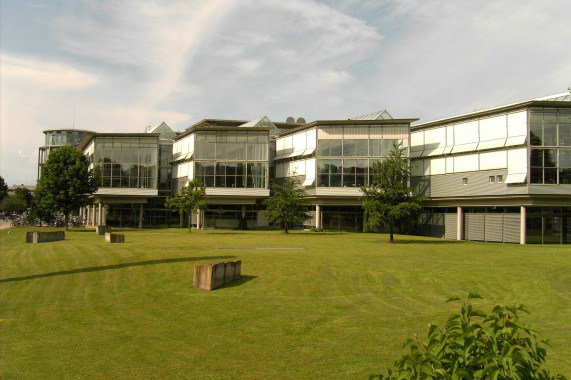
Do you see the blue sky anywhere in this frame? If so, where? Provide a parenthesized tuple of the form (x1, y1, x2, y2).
(1, 0, 570, 185)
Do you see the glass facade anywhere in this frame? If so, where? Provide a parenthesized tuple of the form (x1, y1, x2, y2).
(44, 130, 91, 147)
(530, 110, 571, 184)
(313, 126, 403, 188)
(526, 207, 571, 244)
(193, 131, 268, 188)
(90, 136, 158, 189)
(321, 206, 364, 231)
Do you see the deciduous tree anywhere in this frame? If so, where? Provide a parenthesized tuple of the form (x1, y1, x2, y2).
(165, 178, 207, 232)
(0, 176, 7, 201)
(263, 177, 312, 233)
(361, 141, 422, 242)
(33, 145, 97, 229)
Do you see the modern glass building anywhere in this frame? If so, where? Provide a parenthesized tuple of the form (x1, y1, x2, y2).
(38, 129, 94, 179)
(77, 123, 178, 228)
(411, 90, 571, 244)
(274, 110, 417, 231)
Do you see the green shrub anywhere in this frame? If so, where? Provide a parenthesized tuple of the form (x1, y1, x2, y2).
(371, 294, 567, 380)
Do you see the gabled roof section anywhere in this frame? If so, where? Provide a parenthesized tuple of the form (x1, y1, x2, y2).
(239, 116, 279, 135)
(351, 110, 393, 120)
(148, 122, 176, 140)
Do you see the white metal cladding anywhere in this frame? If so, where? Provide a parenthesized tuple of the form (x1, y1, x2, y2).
(293, 132, 307, 152)
(429, 157, 446, 175)
(465, 213, 485, 241)
(479, 115, 507, 142)
(503, 214, 521, 243)
(411, 110, 529, 156)
(444, 214, 457, 239)
(454, 154, 479, 172)
(454, 120, 479, 146)
(484, 214, 503, 242)
(507, 148, 527, 175)
(306, 129, 317, 150)
(480, 151, 507, 170)
(306, 158, 316, 179)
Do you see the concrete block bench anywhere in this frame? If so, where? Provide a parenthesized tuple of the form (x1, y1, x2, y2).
(26, 231, 65, 244)
(193, 260, 242, 291)
(105, 232, 125, 243)
(95, 225, 112, 235)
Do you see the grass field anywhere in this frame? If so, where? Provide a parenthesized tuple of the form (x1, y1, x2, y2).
(1, 227, 570, 379)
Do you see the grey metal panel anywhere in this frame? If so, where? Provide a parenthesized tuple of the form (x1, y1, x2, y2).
(503, 214, 521, 243)
(445, 213, 457, 239)
(412, 169, 531, 198)
(465, 213, 485, 241)
(485, 214, 503, 242)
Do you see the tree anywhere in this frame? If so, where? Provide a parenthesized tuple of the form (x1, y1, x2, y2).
(361, 141, 422, 242)
(33, 145, 98, 229)
(263, 177, 312, 233)
(0, 195, 27, 213)
(13, 187, 34, 208)
(0, 175, 7, 202)
(165, 178, 207, 232)
(371, 294, 567, 379)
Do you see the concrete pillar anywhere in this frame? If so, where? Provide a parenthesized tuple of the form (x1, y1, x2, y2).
(91, 205, 96, 226)
(85, 207, 89, 226)
(102, 204, 107, 225)
(457, 206, 463, 241)
(196, 211, 201, 230)
(200, 209, 205, 230)
(138, 204, 144, 229)
(520, 206, 526, 245)
(315, 205, 321, 229)
(98, 203, 102, 226)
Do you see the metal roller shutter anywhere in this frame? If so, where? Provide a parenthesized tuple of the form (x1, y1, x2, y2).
(485, 214, 503, 242)
(503, 214, 520, 243)
(465, 213, 485, 241)
(445, 213, 457, 240)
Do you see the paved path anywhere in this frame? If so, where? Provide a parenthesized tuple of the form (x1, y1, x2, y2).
(0, 220, 11, 230)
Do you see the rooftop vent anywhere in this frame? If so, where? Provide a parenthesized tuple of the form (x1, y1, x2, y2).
(296, 117, 306, 124)
(286, 116, 295, 123)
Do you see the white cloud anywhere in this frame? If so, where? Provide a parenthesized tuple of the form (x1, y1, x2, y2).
(1, 55, 98, 90)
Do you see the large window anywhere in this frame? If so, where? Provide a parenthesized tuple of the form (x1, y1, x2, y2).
(530, 110, 571, 147)
(195, 131, 267, 161)
(317, 159, 370, 187)
(92, 137, 158, 188)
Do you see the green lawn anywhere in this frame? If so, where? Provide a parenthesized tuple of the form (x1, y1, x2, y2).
(1, 228, 570, 379)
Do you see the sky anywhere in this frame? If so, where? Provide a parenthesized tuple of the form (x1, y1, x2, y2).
(1, 0, 570, 186)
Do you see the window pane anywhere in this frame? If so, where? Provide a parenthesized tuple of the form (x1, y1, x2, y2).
(330, 140, 342, 156)
(544, 124, 557, 146)
(559, 123, 571, 146)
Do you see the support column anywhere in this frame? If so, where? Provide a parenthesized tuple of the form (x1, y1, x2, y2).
(102, 204, 107, 225)
(315, 205, 321, 230)
(196, 211, 201, 230)
(139, 204, 144, 229)
(457, 206, 463, 241)
(85, 207, 90, 226)
(520, 206, 526, 245)
(98, 203, 102, 226)
(200, 209, 205, 230)
(91, 205, 96, 226)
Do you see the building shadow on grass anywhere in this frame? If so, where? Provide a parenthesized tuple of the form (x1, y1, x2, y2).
(221, 275, 257, 288)
(0, 256, 236, 283)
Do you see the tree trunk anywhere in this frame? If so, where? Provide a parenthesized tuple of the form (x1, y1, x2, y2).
(188, 213, 192, 233)
(389, 223, 394, 243)
(284, 222, 289, 234)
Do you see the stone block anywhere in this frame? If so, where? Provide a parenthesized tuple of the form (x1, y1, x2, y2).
(95, 225, 112, 235)
(105, 232, 125, 243)
(26, 231, 65, 244)
(193, 260, 242, 291)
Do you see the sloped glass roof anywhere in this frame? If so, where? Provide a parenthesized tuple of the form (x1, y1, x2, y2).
(351, 109, 393, 120)
(238, 115, 276, 128)
(533, 91, 571, 102)
(148, 122, 176, 139)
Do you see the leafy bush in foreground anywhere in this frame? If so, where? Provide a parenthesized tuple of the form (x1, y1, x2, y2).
(371, 294, 567, 380)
